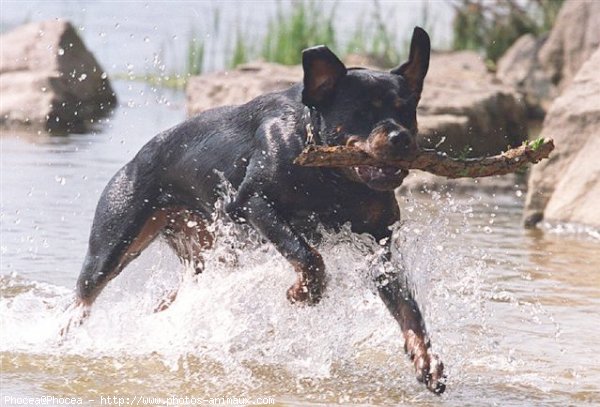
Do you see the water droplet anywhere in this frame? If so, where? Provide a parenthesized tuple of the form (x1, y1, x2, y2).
(144, 36, 150, 43)
(101, 72, 108, 79)
(77, 73, 87, 81)
(57, 48, 65, 56)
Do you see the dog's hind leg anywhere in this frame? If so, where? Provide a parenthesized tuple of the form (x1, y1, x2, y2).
(154, 209, 213, 312)
(375, 249, 446, 394)
(61, 162, 167, 336)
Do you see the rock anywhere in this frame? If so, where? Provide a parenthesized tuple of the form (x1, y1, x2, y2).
(538, 0, 600, 90)
(524, 47, 600, 229)
(496, 34, 554, 116)
(397, 171, 527, 197)
(418, 114, 469, 150)
(344, 53, 390, 69)
(186, 62, 301, 116)
(418, 51, 527, 157)
(0, 20, 116, 132)
(496, 0, 600, 115)
(187, 52, 527, 158)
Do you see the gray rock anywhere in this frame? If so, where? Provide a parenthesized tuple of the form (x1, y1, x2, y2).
(397, 171, 526, 197)
(186, 62, 301, 116)
(0, 20, 116, 133)
(418, 51, 527, 157)
(187, 51, 527, 158)
(524, 47, 600, 228)
(496, 0, 600, 116)
(418, 114, 469, 150)
(496, 33, 554, 115)
(538, 0, 600, 90)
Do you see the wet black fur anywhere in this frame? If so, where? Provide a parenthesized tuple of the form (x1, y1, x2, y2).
(76, 27, 445, 394)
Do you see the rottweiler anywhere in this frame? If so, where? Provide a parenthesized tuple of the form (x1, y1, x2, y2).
(67, 27, 445, 394)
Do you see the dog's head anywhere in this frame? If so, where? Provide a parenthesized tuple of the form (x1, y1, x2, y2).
(301, 27, 430, 191)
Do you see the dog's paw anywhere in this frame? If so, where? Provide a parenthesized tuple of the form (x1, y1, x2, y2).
(59, 300, 90, 339)
(414, 351, 446, 395)
(286, 274, 325, 305)
(154, 290, 178, 313)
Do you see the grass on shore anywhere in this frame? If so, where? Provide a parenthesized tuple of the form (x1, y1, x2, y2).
(125, 0, 416, 89)
(451, 0, 564, 65)
(123, 0, 562, 89)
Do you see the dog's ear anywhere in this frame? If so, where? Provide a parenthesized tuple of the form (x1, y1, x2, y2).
(391, 27, 430, 97)
(302, 45, 347, 108)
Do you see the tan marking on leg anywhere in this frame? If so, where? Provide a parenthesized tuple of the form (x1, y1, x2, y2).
(155, 209, 214, 313)
(404, 328, 446, 394)
(287, 247, 326, 305)
(117, 209, 170, 270)
(162, 208, 213, 272)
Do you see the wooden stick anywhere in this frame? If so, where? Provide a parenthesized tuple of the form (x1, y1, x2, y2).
(294, 138, 555, 179)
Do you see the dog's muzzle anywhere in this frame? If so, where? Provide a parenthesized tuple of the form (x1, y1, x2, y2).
(353, 165, 409, 191)
(345, 120, 416, 190)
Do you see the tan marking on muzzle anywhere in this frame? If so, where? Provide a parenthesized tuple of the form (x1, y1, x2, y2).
(366, 127, 391, 159)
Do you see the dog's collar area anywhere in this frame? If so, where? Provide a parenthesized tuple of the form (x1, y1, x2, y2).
(303, 106, 322, 146)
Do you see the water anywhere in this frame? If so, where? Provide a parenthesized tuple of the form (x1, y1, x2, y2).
(0, 0, 454, 76)
(2, 78, 600, 405)
(2, 2, 600, 406)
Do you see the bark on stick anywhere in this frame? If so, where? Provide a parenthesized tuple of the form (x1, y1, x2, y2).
(294, 139, 555, 179)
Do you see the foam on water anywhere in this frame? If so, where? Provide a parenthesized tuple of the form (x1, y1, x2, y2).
(0, 191, 512, 398)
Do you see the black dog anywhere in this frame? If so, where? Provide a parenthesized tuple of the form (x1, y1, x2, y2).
(67, 27, 445, 394)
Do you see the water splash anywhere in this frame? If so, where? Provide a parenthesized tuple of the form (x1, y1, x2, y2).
(0, 190, 520, 402)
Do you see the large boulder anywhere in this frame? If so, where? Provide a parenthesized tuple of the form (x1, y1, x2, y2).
(187, 52, 527, 157)
(496, 33, 554, 115)
(0, 20, 116, 133)
(538, 0, 600, 90)
(497, 0, 600, 115)
(524, 47, 600, 228)
(418, 51, 527, 157)
(186, 63, 301, 116)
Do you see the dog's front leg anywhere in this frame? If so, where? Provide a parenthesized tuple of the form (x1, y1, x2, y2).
(227, 194, 325, 304)
(375, 250, 446, 394)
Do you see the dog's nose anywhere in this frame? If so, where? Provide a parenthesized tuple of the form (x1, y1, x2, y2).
(388, 129, 412, 149)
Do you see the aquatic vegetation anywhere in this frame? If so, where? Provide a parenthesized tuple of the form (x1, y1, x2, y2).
(229, 30, 250, 69)
(186, 33, 205, 77)
(261, 0, 337, 66)
(451, 0, 565, 64)
(126, 1, 436, 86)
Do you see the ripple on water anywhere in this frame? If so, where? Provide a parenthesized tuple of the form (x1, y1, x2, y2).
(1, 193, 599, 405)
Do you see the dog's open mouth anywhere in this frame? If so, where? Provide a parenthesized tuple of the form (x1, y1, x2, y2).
(353, 165, 409, 190)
